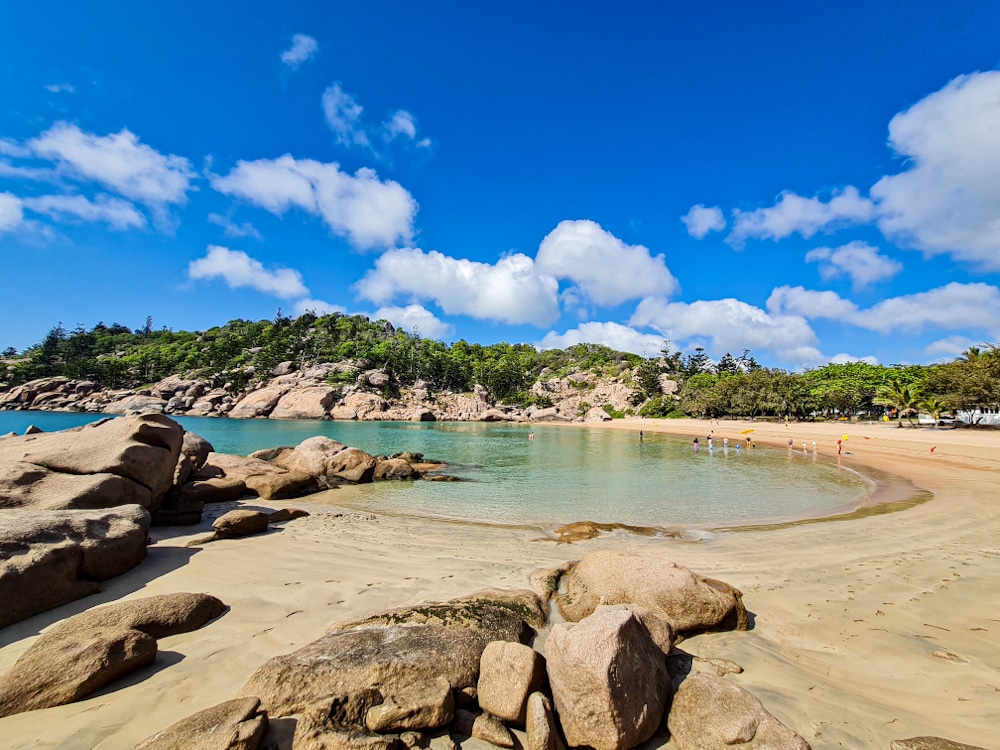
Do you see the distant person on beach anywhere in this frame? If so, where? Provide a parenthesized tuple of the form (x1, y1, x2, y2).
(723, 437, 729, 448)
(787, 438, 793, 449)
(528, 432, 534, 440)
(746, 436, 752, 447)
(639, 430, 643, 440)
(693, 437, 700, 452)
(837, 439, 843, 455)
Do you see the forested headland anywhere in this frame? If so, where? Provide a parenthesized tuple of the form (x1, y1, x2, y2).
(3, 312, 999, 424)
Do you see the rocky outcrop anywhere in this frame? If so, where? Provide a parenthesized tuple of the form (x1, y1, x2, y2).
(373, 458, 420, 481)
(546, 606, 668, 750)
(666, 672, 810, 750)
(554, 550, 749, 634)
(1, 357, 654, 424)
(0, 413, 183, 511)
(0, 592, 224, 717)
(240, 590, 543, 720)
(244, 470, 317, 500)
(271, 436, 346, 476)
(270, 385, 338, 420)
(104, 394, 169, 414)
(135, 697, 268, 750)
(0, 505, 151, 629)
(229, 386, 290, 419)
(584, 407, 612, 422)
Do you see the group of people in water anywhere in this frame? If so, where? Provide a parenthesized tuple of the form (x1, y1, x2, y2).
(690, 434, 754, 452)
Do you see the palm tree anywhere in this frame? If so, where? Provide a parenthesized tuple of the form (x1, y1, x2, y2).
(920, 396, 948, 427)
(876, 378, 922, 428)
(959, 346, 982, 362)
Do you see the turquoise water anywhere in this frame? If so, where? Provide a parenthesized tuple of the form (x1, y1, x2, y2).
(0, 411, 869, 529)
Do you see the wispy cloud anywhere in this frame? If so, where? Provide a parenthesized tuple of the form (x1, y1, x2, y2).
(280, 34, 318, 69)
(321, 81, 431, 156)
(207, 212, 262, 240)
(23, 193, 145, 230)
(0, 192, 24, 233)
(27, 122, 195, 224)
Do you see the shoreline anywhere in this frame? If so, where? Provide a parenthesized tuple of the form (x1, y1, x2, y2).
(0, 417, 998, 747)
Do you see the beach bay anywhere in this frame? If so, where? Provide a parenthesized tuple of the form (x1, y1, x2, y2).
(0, 417, 996, 747)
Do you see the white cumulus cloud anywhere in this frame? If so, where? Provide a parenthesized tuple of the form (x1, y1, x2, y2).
(0, 192, 24, 232)
(682, 204, 726, 238)
(630, 296, 823, 366)
(871, 70, 1000, 270)
(766, 285, 860, 320)
(293, 298, 346, 317)
(535, 219, 677, 307)
(925, 335, 980, 358)
(857, 282, 1000, 334)
(537, 322, 666, 356)
(188, 245, 309, 299)
(28, 122, 195, 213)
(280, 34, 318, 68)
(210, 154, 416, 250)
(356, 248, 560, 326)
(727, 186, 875, 246)
(768, 282, 1000, 336)
(804, 240, 902, 289)
(373, 304, 453, 340)
(23, 194, 145, 230)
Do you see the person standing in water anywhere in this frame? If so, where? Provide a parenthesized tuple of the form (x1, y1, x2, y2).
(693, 437, 700, 452)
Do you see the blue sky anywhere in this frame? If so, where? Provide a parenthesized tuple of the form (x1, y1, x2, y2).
(3, 2, 1000, 369)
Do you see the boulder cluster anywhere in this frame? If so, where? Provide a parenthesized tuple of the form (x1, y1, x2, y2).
(0, 415, 437, 629)
(123, 551, 815, 750)
(0, 365, 679, 423)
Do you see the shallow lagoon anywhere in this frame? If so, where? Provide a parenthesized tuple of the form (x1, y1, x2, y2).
(0, 411, 870, 529)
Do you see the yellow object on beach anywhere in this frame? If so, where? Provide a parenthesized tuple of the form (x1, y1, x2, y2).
(739, 429, 755, 434)
(842, 434, 850, 441)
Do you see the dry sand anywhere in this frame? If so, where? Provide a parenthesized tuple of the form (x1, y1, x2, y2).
(0, 418, 997, 749)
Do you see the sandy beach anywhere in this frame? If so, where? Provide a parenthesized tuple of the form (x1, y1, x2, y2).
(0, 418, 997, 748)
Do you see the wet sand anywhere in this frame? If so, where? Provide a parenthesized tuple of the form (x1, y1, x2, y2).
(0, 418, 997, 748)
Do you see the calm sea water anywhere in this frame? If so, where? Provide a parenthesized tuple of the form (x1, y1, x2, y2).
(0, 411, 869, 529)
